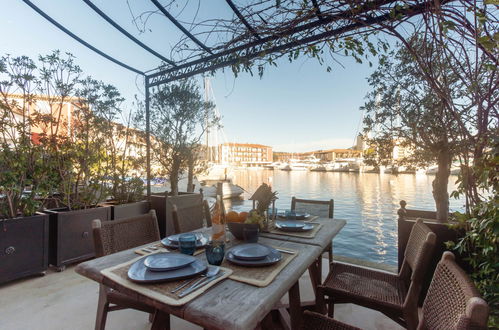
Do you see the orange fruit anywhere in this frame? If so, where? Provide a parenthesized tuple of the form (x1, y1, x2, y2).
(238, 212, 249, 222)
(226, 211, 240, 223)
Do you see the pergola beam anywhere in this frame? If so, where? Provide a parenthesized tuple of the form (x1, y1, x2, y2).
(150, 0, 213, 54)
(21, 0, 144, 75)
(225, 0, 261, 40)
(83, 0, 176, 66)
(148, 0, 437, 86)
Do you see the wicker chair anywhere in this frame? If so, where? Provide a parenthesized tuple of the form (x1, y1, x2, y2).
(91, 210, 161, 330)
(418, 251, 489, 329)
(301, 252, 489, 330)
(172, 199, 212, 234)
(291, 197, 335, 269)
(317, 219, 436, 330)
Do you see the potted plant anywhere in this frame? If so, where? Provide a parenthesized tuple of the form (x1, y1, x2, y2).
(0, 54, 51, 283)
(38, 66, 121, 270)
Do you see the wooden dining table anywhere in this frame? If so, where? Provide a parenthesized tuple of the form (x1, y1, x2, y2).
(75, 219, 346, 330)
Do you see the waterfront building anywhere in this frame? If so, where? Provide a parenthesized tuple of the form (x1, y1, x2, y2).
(218, 142, 273, 166)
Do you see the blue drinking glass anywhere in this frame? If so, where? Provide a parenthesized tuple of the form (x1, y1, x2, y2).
(179, 233, 197, 255)
(243, 226, 259, 243)
(205, 241, 225, 265)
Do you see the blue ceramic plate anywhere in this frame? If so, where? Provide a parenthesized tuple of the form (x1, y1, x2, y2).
(230, 243, 271, 261)
(128, 256, 207, 283)
(144, 253, 196, 272)
(276, 211, 311, 220)
(226, 247, 282, 267)
(275, 220, 314, 232)
(161, 233, 209, 249)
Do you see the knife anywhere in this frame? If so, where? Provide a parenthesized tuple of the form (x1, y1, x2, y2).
(178, 272, 225, 298)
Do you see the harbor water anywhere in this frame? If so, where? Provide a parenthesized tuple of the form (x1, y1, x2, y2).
(225, 169, 464, 267)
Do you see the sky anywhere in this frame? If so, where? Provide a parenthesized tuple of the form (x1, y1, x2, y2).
(1, 0, 380, 152)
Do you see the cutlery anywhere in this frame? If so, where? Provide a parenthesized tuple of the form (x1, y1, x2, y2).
(177, 266, 220, 296)
(171, 266, 219, 293)
(178, 271, 225, 298)
(275, 248, 295, 254)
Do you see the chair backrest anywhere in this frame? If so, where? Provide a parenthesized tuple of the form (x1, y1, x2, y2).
(92, 210, 160, 257)
(399, 219, 436, 309)
(172, 201, 209, 234)
(291, 197, 334, 218)
(418, 252, 489, 330)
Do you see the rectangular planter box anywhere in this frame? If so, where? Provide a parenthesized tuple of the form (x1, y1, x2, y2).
(102, 200, 151, 220)
(45, 206, 111, 270)
(149, 192, 202, 238)
(0, 213, 49, 284)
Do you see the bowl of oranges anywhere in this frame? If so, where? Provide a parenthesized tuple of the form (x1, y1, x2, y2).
(226, 210, 263, 240)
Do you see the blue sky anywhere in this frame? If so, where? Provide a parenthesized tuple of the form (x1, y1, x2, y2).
(1, 0, 379, 152)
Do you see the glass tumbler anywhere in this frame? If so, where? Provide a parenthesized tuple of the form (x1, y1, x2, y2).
(179, 233, 197, 255)
(205, 241, 225, 266)
(243, 226, 259, 243)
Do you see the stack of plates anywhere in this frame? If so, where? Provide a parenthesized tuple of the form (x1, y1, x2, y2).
(276, 211, 311, 220)
(226, 243, 282, 267)
(128, 253, 207, 283)
(161, 233, 209, 250)
(275, 220, 314, 232)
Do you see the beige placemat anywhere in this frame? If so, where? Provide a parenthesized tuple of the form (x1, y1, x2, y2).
(222, 247, 298, 287)
(268, 223, 323, 239)
(101, 255, 232, 306)
(135, 242, 204, 256)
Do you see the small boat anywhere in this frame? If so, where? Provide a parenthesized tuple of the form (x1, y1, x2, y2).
(201, 181, 245, 199)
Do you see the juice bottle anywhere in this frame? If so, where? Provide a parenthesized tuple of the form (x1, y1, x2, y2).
(212, 196, 226, 242)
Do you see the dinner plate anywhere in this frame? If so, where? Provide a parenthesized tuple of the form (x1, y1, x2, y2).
(128, 256, 207, 283)
(226, 248, 282, 267)
(276, 211, 311, 220)
(275, 221, 314, 232)
(230, 243, 271, 261)
(161, 233, 209, 249)
(144, 253, 197, 272)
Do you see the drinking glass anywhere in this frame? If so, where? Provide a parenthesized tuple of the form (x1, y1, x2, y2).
(205, 241, 225, 266)
(179, 233, 197, 255)
(243, 226, 259, 243)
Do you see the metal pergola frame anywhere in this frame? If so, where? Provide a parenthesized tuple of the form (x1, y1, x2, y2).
(21, 0, 440, 196)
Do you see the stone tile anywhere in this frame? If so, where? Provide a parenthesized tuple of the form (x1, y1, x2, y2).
(0, 258, 403, 330)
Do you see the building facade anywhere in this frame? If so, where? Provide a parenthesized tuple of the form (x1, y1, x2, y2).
(218, 143, 273, 166)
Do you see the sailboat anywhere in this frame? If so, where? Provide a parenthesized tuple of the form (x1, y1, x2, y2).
(197, 77, 244, 199)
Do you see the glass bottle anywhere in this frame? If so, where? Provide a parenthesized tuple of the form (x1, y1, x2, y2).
(211, 196, 226, 242)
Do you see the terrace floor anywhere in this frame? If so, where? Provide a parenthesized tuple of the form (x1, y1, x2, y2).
(0, 257, 403, 330)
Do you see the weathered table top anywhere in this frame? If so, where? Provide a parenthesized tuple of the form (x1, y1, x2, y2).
(76, 235, 324, 330)
(260, 218, 346, 249)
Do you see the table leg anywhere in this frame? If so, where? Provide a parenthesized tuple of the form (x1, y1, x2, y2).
(307, 257, 321, 298)
(288, 281, 302, 330)
(151, 310, 170, 330)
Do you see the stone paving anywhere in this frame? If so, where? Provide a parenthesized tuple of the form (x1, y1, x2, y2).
(0, 258, 403, 330)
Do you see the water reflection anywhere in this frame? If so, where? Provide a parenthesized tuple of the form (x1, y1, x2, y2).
(228, 169, 463, 266)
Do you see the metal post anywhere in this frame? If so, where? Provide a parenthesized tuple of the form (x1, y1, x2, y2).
(145, 76, 151, 197)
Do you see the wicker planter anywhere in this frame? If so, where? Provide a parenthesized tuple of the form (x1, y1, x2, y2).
(0, 213, 49, 284)
(149, 192, 202, 238)
(102, 200, 151, 220)
(45, 206, 111, 271)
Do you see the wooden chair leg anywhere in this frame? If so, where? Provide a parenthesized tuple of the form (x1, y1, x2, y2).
(327, 297, 335, 317)
(289, 281, 302, 330)
(327, 242, 333, 271)
(315, 286, 327, 314)
(403, 308, 418, 330)
(151, 310, 170, 330)
(95, 284, 110, 330)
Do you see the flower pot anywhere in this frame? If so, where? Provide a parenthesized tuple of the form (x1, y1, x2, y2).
(45, 206, 111, 271)
(0, 213, 49, 284)
(149, 192, 202, 238)
(102, 200, 151, 220)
